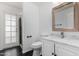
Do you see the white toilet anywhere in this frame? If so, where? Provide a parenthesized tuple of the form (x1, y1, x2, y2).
(31, 41, 42, 56)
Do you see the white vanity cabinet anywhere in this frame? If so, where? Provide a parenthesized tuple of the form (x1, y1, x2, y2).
(55, 42, 79, 56)
(42, 39, 54, 56)
(42, 37, 79, 56)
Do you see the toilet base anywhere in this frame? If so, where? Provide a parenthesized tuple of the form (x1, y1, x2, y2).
(33, 48, 41, 56)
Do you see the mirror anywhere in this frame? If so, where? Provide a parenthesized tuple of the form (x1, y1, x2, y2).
(52, 3, 78, 31)
(55, 6, 74, 29)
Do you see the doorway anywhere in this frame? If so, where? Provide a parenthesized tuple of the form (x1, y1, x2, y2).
(19, 17, 23, 47)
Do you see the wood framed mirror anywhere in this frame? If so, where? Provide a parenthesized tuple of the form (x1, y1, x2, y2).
(52, 2, 79, 32)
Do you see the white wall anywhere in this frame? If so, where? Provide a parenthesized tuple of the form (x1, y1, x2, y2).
(22, 2, 40, 53)
(39, 2, 53, 34)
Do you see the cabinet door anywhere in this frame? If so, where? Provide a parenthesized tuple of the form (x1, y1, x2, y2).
(55, 42, 79, 56)
(42, 39, 54, 56)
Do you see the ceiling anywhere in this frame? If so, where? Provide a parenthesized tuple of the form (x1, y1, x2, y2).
(1, 2, 23, 9)
(0, 2, 63, 9)
(33, 2, 53, 6)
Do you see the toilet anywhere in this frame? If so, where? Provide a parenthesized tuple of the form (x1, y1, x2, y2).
(31, 41, 42, 56)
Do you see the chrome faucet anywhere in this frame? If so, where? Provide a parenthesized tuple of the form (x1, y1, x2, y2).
(60, 32, 64, 38)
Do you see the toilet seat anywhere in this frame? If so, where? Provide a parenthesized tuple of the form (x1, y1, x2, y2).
(31, 41, 42, 49)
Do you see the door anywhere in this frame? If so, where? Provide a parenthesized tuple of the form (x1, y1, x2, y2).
(19, 17, 22, 46)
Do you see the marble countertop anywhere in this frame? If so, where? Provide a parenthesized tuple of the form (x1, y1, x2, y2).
(41, 36, 79, 48)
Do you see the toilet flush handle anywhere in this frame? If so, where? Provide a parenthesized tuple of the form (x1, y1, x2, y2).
(27, 35, 32, 38)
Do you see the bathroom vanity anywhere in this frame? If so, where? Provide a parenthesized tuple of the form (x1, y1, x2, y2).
(47, 2, 79, 56)
(40, 2, 79, 56)
(41, 36, 79, 56)
(52, 2, 79, 31)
